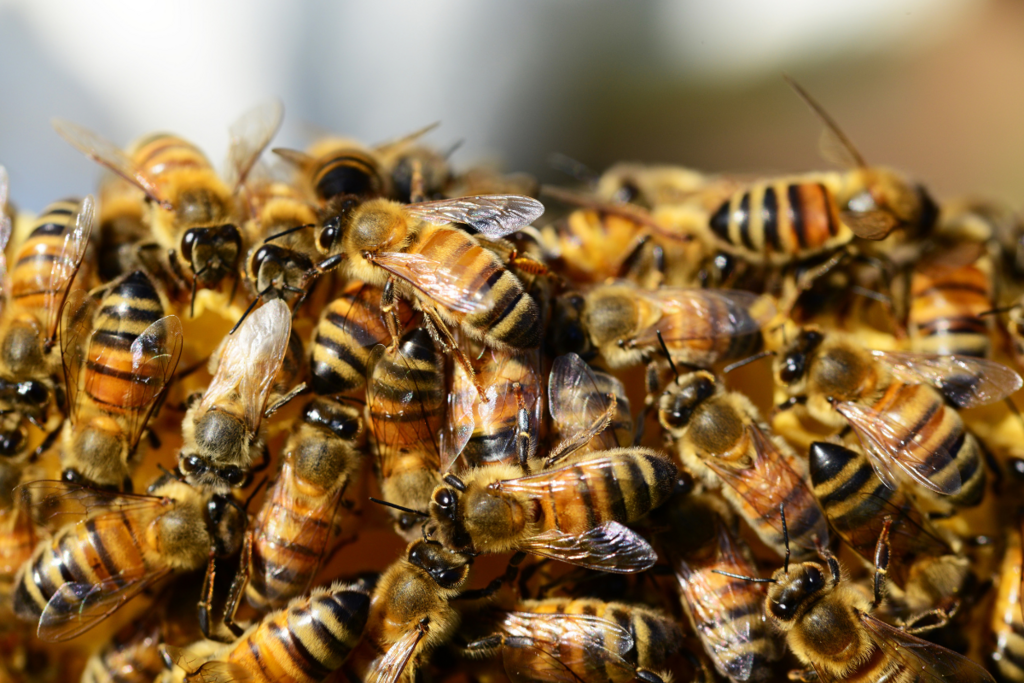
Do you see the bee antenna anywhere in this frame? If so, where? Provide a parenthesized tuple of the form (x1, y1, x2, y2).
(244, 477, 269, 510)
(331, 394, 367, 407)
(443, 139, 464, 160)
(780, 502, 790, 574)
(264, 223, 314, 243)
(230, 285, 274, 336)
(979, 304, 1020, 317)
(711, 569, 776, 584)
(369, 497, 429, 517)
(656, 330, 679, 380)
(157, 463, 186, 484)
(723, 350, 775, 375)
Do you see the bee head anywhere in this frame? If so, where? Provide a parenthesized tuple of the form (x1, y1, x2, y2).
(428, 477, 474, 553)
(407, 540, 471, 589)
(182, 224, 242, 283)
(657, 371, 716, 431)
(776, 328, 824, 386)
(766, 559, 837, 624)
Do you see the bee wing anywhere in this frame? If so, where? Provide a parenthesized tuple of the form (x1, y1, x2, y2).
(499, 613, 635, 683)
(632, 288, 772, 347)
(857, 610, 995, 683)
(477, 350, 542, 462)
(837, 487, 952, 565)
(224, 99, 285, 191)
(518, 521, 657, 573)
(44, 195, 95, 343)
(547, 353, 625, 461)
(60, 289, 97, 425)
(365, 342, 442, 472)
(369, 624, 428, 683)
(19, 480, 168, 528)
(870, 350, 1022, 408)
(368, 251, 493, 314)
(440, 358, 475, 473)
(38, 568, 172, 641)
(704, 424, 829, 552)
(51, 119, 169, 207)
(784, 76, 867, 170)
(404, 195, 544, 238)
(200, 300, 291, 433)
(670, 524, 766, 682)
(122, 315, 185, 452)
(841, 210, 900, 241)
(834, 400, 960, 496)
(166, 647, 255, 683)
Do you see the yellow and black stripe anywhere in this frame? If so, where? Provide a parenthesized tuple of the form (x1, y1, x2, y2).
(411, 224, 540, 350)
(311, 148, 385, 202)
(81, 621, 165, 683)
(461, 350, 540, 468)
(907, 250, 994, 358)
(10, 199, 83, 310)
(992, 529, 1024, 683)
(225, 582, 370, 683)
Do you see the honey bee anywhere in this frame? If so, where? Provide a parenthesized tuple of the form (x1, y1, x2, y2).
(273, 136, 387, 205)
(991, 519, 1024, 682)
(366, 328, 445, 539)
(82, 614, 166, 683)
(163, 580, 371, 683)
(566, 282, 773, 384)
(345, 540, 472, 683)
(0, 194, 95, 458)
(657, 369, 828, 559)
(547, 352, 632, 458)
(653, 493, 781, 683)
(58, 270, 183, 490)
(222, 396, 363, 631)
(11, 475, 246, 642)
(716, 513, 995, 683)
(463, 598, 682, 683)
(774, 327, 1021, 508)
(808, 441, 970, 613)
(0, 484, 39, 604)
(309, 194, 545, 372)
(424, 448, 675, 572)
(374, 123, 452, 203)
(178, 299, 297, 491)
(709, 78, 938, 268)
(52, 101, 284, 313)
(446, 346, 544, 471)
(309, 281, 415, 395)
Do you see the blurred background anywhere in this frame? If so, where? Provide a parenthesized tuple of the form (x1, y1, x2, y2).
(0, 0, 1020, 212)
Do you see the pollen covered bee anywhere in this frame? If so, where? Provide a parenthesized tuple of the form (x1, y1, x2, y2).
(53, 101, 284, 314)
(58, 270, 183, 491)
(12, 475, 246, 642)
(178, 299, 297, 491)
(775, 327, 1021, 509)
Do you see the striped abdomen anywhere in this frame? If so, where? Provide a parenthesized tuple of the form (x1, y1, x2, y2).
(131, 133, 213, 179)
(411, 225, 540, 349)
(869, 382, 984, 507)
(526, 449, 676, 537)
(9, 199, 83, 313)
(461, 350, 542, 468)
(506, 598, 681, 677)
(12, 506, 164, 622)
(225, 583, 370, 683)
(0, 502, 38, 600)
(84, 271, 165, 414)
(81, 621, 164, 683)
(311, 282, 413, 394)
(709, 178, 850, 265)
(310, 146, 385, 202)
(908, 252, 993, 357)
(651, 293, 764, 366)
(246, 461, 341, 611)
(992, 531, 1024, 683)
(808, 441, 951, 590)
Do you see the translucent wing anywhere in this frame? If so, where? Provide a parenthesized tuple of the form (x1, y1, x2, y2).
(59, 289, 96, 424)
(547, 353, 628, 461)
(368, 250, 493, 314)
(224, 99, 284, 191)
(632, 288, 773, 347)
(835, 400, 960, 496)
(519, 522, 657, 573)
(199, 300, 291, 433)
(499, 612, 635, 683)
(474, 349, 542, 464)
(374, 121, 441, 154)
(842, 210, 899, 241)
(38, 569, 172, 641)
(44, 195, 95, 343)
(369, 624, 427, 683)
(404, 195, 544, 238)
(857, 610, 996, 683)
(440, 357, 475, 473)
(121, 315, 184, 451)
(20, 480, 169, 528)
(51, 119, 168, 206)
(871, 350, 1022, 408)
(784, 76, 866, 170)
(705, 424, 829, 553)
(166, 646, 255, 683)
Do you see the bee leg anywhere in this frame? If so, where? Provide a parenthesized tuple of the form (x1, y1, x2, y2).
(198, 552, 233, 642)
(264, 382, 308, 418)
(513, 382, 532, 473)
(409, 158, 426, 204)
(899, 599, 958, 635)
(222, 531, 253, 639)
(28, 425, 62, 462)
(870, 516, 894, 610)
(462, 634, 504, 657)
(380, 277, 404, 349)
(780, 250, 847, 317)
(455, 552, 527, 601)
(786, 669, 819, 682)
(422, 305, 479, 392)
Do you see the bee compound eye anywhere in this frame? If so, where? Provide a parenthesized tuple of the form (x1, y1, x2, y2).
(180, 454, 204, 475)
(181, 228, 202, 264)
(220, 466, 245, 486)
(433, 489, 454, 508)
(18, 381, 46, 405)
(779, 355, 804, 384)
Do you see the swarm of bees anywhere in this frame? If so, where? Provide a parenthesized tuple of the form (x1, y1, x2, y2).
(3, 77, 1024, 683)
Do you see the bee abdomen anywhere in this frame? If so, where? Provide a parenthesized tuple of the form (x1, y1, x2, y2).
(313, 152, 384, 201)
(908, 256, 993, 358)
(310, 285, 397, 395)
(10, 199, 81, 306)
